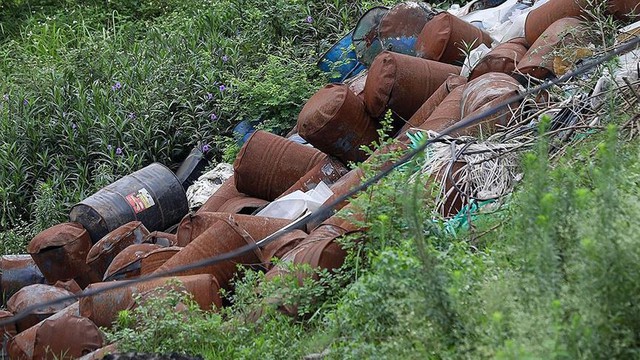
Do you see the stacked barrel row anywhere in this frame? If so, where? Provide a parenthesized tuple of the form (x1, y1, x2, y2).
(0, 0, 638, 358)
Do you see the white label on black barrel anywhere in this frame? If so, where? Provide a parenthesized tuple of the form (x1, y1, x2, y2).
(125, 188, 156, 214)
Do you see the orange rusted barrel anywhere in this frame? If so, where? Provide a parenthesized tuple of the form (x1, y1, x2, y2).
(363, 51, 461, 120)
(260, 229, 308, 266)
(401, 74, 468, 134)
(518, 17, 584, 79)
(86, 221, 150, 278)
(279, 157, 349, 197)
(103, 243, 162, 281)
(7, 302, 80, 360)
(234, 131, 329, 201)
(79, 274, 221, 328)
(524, 0, 585, 46)
(469, 37, 529, 80)
(53, 279, 82, 294)
(415, 12, 493, 65)
(416, 85, 465, 135)
(1, 255, 46, 303)
(297, 84, 380, 164)
(140, 246, 183, 275)
(31, 315, 103, 359)
(27, 222, 100, 288)
(6, 284, 76, 333)
(461, 72, 523, 134)
(196, 175, 242, 213)
(0, 310, 16, 357)
(155, 213, 291, 289)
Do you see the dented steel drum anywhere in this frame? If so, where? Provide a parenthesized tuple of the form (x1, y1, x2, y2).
(103, 243, 162, 281)
(0, 310, 16, 357)
(140, 246, 183, 275)
(156, 213, 291, 289)
(196, 175, 265, 215)
(469, 37, 529, 80)
(32, 315, 103, 360)
(234, 131, 329, 201)
(217, 196, 269, 215)
(417, 85, 465, 135)
(7, 302, 80, 360)
(280, 157, 349, 198)
(517, 17, 584, 79)
(415, 12, 493, 65)
(260, 229, 308, 266)
(317, 30, 367, 83)
(27, 222, 100, 288)
(364, 51, 461, 120)
(353, 6, 389, 66)
(86, 221, 150, 278)
(53, 279, 82, 295)
(0, 255, 45, 303)
(6, 284, 76, 333)
(378, 2, 436, 56)
(297, 84, 380, 163)
(142, 230, 177, 247)
(69, 162, 188, 242)
(79, 275, 222, 328)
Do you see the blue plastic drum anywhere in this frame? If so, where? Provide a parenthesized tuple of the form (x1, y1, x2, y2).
(317, 30, 367, 83)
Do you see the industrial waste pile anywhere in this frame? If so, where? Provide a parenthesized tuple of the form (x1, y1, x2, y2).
(1, 0, 640, 358)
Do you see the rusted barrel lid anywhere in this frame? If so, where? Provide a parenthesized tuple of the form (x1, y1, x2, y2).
(33, 315, 104, 359)
(234, 131, 329, 201)
(103, 243, 162, 281)
(461, 72, 523, 132)
(297, 84, 379, 163)
(415, 12, 493, 64)
(353, 6, 390, 66)
(6, 284, 76, 333)
(378, 2, 436, 56)
(469, 37, 529, 80)
(86, 221, 150, 278)
(364, 51, 461, 120)
(140, 246, 183, 275)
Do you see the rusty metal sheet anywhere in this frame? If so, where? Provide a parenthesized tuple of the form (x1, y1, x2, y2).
(53, 279, 82, 294)
(378, 2, 436, 56)
(6, 284, 76, 333)
(518, 18, 584, 79)
(156, 213, 291, 289)
(86, 221, 150, 278)
(140, 246, 183, 275)
(103, 243, 162, 281)
(142, 231, 177, 247)
(79, 275, 221, 328)
(27, 222, 100, 288)
(33, 315, 103, 359)
(363, 51, 461, 120)
(415, 12, 493, 64)
(1, 255, 46, 303)
(345, 70, 367, 98)
(234, 131, 330, 201)
(469, 38, 529, 80)
(298, 84, 380, 164)
(7, 302, 80, 360)
(0, 310, 16, 358)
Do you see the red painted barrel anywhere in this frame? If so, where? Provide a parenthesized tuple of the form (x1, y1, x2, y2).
(103, 243, 162, 281)
(0, 255, 46, 303)
(27, 222, 100, 288)
(234, 131, 329, 201)
(86, 221, 150, 278)
(364, 51, 461, 120)
(469, 37, 529, 80)
(6, 284, 76, 333)
(79, 275, 221, 328)
(155, 213, 291, 289)
(297, 84, 379, 164)
(415, 12, 493, 65)
(140, 246, 183, 275)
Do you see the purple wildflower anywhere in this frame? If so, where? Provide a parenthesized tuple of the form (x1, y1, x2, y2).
(222, 55, 229, 63)
(202, 144, 211, 153)
(206, 93, 213, 101)
(111, 81, 122, 91)
(219, 84, 226, 92)
(305, 15, 313, 23)
(2, 94, 8, 101)
(23, 99, 28, 106)
(210, 113, 218, 121)
(115, 147, 123, 156)
(71, 122, 77, 130)
(128, 112, 136, 119)
(107, 144, 113, 151)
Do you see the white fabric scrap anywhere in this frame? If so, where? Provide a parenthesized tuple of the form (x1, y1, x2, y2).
(186, 163, 234, 209)
(256, 181, 333, 220)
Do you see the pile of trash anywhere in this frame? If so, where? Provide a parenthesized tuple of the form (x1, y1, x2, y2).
(2, 0, 640, 358)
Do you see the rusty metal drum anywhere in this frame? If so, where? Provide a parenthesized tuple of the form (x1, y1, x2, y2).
(469, 37, 529, 80)
(6, 284, 76, 333)
(0, 255, 46, 304)
(140, 246, 183, 275)
(103, 243, 162, 281)
(86, 221, 150, 278)
(378, 2, 436, 56)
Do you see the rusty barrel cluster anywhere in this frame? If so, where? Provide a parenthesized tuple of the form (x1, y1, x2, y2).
(2, 0, 639, 358)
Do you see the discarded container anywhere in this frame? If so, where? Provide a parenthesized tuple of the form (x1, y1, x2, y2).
(154, 213, 291, 289)
(353, 6, 389, 66)
(318, 30, 367, 83)
(233, 120, 257, 145)
(363, 51, 461, 120)
(142, 231, 177, 247)
(53, 279, 82, 295)
(1, 255, 46, 303)
(469, 37, 529, 80)
(517, 17, 584, 79)
(416, 86, 465, 135)
(402, 74, 468, 133)
(69, 162, 188, 242)
(140, 246, 183, 275)
(280, 157, 349, 198)
(297, 84, 380, 163)
(86, 221, 150, 278)
(196, 175, 242, 214)
(378, 2, 436, 56)
(234, 131, 330, 201)
(7, 302, 80, 360)
(175, 147, 209, 191)
(461, 72, 523, 133)
(217, 196, 269, 215)
(27, 222, 100, 288)
(31, 315, 104, 360)
(260, 230, 308, 265)
(415, 12, 493, 65)
(103, 243, 162, 281)
(6, 284, 76, 333)
(0, 310, 17, 357)
(79, 274, 222, 328)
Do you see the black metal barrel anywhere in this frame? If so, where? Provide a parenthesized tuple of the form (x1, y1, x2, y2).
(69, 163, 188, 243)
